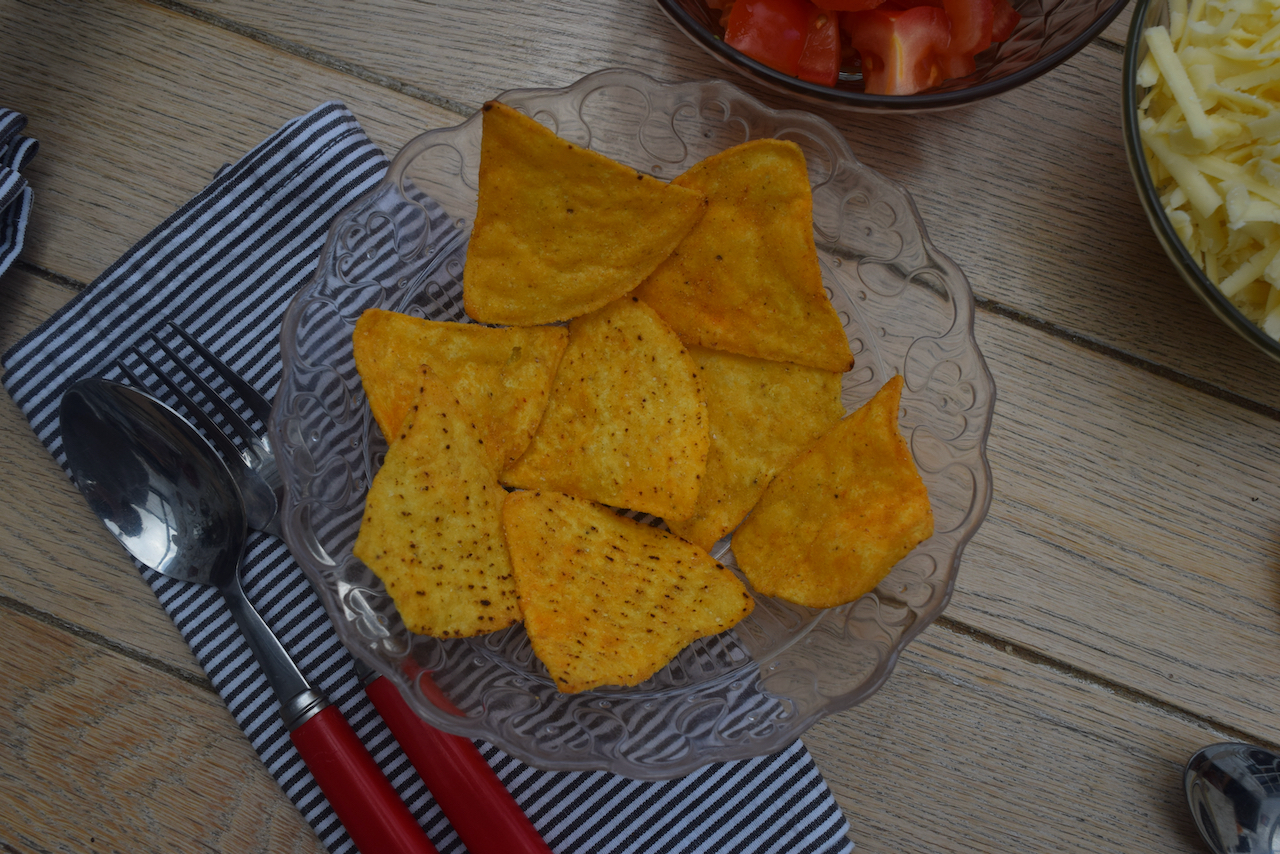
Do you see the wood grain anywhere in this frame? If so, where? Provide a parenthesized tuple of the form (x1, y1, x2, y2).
(1, 0, 463, 285)
(956, 310, 1280, 744)
(3, 0, 1280, 850)
(0, 610, 326, 853)
(809, 622, 1219, 853)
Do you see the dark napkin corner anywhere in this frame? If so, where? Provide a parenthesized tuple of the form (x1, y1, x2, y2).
(0, 106, 37, 279)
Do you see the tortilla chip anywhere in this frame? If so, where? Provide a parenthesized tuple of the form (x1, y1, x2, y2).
(353, 308, 567, 468)
(501, 297, 709, 521)
(634, 139, 854, 373)
(503, 489, 754, 694)
(463, 100, 708, 326)
(731, 376, 933, 609)
(667, 346, 845, 551)
(353, 365, 521, 638)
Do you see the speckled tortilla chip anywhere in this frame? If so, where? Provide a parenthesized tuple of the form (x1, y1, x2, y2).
(731, 376, 933, 609)
(353, 308, 567, 468)
(353, 365, 521, 638)
(501, 297, 709, 521)
(503, 490, 754, 694)
(667, 346, 846, 551)
(463, 100, 708, 326)
(634, 139, 854, 373)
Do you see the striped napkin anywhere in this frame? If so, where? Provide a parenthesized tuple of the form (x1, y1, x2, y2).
(0, 108, 37, 277)
(1, 101, 855, 854)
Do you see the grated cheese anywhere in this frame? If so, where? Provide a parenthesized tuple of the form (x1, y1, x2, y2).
(1138, 0, 1280, 338)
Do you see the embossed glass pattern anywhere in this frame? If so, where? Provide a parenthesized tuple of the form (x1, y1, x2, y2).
(657, 0, 1130, 112)
(272, 69, 996, 778)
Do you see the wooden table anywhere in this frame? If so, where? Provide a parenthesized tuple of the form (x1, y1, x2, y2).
(3, 1, 1277, 851)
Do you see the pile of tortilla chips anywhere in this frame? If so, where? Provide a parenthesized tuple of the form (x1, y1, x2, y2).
(351, 99, 933, 695)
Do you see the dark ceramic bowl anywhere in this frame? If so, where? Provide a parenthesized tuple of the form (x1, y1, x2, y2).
(657, 0, 1130, 112)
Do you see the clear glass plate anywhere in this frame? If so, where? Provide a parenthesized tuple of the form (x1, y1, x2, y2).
(272, 68, 996, 779)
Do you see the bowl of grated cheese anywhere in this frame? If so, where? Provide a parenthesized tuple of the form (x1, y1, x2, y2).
(1124, 0, 1280, 361)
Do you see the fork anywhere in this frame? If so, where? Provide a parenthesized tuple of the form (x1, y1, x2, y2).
(120, 322, 553, 854)
(118, 324, 282, 537)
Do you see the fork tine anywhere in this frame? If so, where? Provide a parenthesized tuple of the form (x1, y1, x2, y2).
(167, 323, 273, 426)
(125, 346, 252, 470)
(123, 338, 281, 535)
(151, 335, 265, 455)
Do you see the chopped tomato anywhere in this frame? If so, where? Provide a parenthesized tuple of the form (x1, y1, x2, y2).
(843, 6, 951, 95)
(908, 0, 992, 77)
(943, 0, 994, 56)
(991, 0, 1020, 41)
(725, 0, 814, 77)
(939, 50, 977, 79)
(812, 0, 887, 11)
(720, 0, 1020, 96)
(798, 11, 843, 86)
(706, 0, 737, 27)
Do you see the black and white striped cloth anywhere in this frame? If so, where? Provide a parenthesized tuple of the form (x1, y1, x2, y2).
(1, 102, 855, 854)
(0, 108, 36, 278)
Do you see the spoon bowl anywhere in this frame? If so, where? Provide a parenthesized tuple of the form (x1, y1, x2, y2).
(60, 377, 320, 719)
(1186, 742, 1280, 854)
(59, 376, 441, 854)
(60, 378, 246, 586)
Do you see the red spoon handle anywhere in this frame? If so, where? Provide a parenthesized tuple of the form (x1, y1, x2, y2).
(365, 675, 554, 854)
(290, 703, 440, 854)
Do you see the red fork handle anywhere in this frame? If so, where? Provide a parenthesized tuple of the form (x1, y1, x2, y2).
(290, 703, 440, 854)
(364, 674, 554, 854)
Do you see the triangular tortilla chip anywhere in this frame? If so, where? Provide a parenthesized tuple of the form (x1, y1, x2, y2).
(353, 365, 521, 638)
(634, 139, 854, 373)
(667, 346, 845, 551)
(503, 489, 754, 694)
(731, 376, 933, 609)
(501, 297, 709, 521)
(353, 308, 567, 468)
(463, 100, 708, 325)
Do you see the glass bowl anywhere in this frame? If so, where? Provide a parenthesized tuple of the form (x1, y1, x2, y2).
(657, 0, 1130, 112)
(1122, 0, 1280, 363)
(272, 67, 996, 779)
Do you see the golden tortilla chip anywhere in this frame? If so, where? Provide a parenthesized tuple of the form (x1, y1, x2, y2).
(501, 297, 708, 521)
(502, 489, 754, 694)
(353, 365, 521, 638)
(731, 376, 933, 609)
(634, 139, 854, 373)
(667, 346, 845, 551)
(463, 100, 708, 326)
(353, 308, 567, 468)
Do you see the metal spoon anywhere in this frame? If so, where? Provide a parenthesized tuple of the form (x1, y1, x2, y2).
(1186, 742, 1280, 854)
(59, 377, 438, 854)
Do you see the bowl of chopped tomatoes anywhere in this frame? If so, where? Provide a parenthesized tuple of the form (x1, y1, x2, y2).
(656, 0, 1130, 111)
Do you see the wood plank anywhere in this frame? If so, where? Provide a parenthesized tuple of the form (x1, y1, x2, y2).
(0, 571, 1230, 854)
(3, 0, 1278, 815)
(807, 621, 1221, 853)
(15, 0, 1280, 413)
(0, 610, 325, 853)
(0, 268, 209, 678)
(955, 308, 1280, 744)
(0, 0, 464, 285)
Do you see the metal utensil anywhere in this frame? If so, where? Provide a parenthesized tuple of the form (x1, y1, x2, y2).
(59, 377, 439, 854)
(121, 324, 553, 854)
(1186, 742, 1280, 854)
